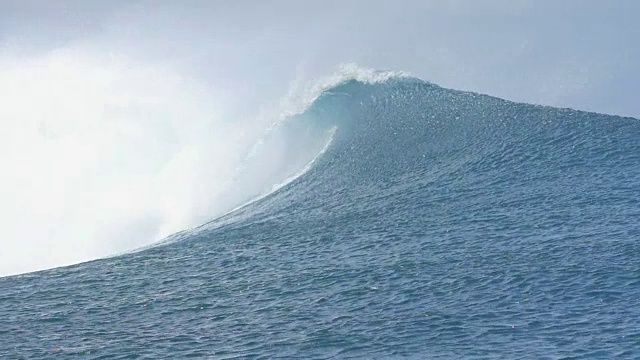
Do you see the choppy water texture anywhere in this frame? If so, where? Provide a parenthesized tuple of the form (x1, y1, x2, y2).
(2, 76, 640, 359)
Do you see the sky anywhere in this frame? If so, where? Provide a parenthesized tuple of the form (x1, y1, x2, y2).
(0, 1, 638, 276)
(2, 0, 639, 117)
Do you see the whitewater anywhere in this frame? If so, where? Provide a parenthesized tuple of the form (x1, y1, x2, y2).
(1, 59, 639, 358)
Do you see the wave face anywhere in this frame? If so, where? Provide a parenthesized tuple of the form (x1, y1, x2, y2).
(2, 74, 640, 358)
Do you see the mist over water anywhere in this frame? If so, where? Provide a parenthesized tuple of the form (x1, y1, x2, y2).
(0, 48, 234, 275)
(0, 41, 396, 277)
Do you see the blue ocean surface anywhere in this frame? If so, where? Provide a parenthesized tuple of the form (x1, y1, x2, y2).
(1, 74, 639, 358)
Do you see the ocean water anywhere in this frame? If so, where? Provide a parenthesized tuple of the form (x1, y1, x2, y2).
(1, 75, 639, 359)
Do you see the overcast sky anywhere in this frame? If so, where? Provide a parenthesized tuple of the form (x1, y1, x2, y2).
(1, 0, 639, 117)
